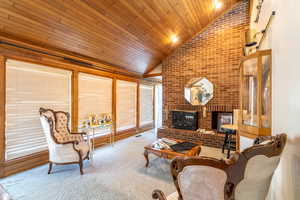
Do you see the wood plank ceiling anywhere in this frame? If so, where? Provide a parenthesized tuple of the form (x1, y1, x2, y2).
(0, 0, 241, 74)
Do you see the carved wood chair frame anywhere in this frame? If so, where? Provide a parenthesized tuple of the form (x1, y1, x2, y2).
(152, 133, 287, 200)
(39, 107, 90, 175)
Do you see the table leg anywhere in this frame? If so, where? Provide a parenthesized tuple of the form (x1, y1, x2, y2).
(110, 127, 112, 146)
(90, 128, 95, 162)
(222, 133, 228, 153)
(87, 134, 91, 159)
(144, 150, 149, 167)
(111, 126, 114, 146)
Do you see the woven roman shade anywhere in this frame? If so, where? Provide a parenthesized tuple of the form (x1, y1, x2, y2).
(140, 85, 154, 126)
(78, 73, 112, 136)
(5, 59, 72, 160)
(116, 80, 137, 131)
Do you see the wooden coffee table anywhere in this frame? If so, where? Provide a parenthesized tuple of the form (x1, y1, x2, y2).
(144, 139, 201, 167)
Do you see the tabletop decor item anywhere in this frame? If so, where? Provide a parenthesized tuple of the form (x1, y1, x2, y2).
(144, 139, 201, 168)
(81, 113, 112, 129)
(79, 113, 114, 164)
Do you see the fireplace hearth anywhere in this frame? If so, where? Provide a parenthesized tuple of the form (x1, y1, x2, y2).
(171, 110, 198, 131)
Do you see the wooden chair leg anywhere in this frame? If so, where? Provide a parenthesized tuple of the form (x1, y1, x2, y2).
(227, 134, 232, 159)
(79, 161, 84, 175)
(48, 162, 53, 174)
(222, 133, 228, 153)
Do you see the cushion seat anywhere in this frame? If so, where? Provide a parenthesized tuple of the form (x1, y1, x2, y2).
(75, 141, 90, 158)
(151, 134, 287, 200)
(40, 108, 90, 174)
(167, 192, 178, 200)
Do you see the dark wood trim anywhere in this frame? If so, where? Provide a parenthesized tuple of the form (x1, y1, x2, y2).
(72, 70, 79, 132)
(170, 157, 228, 200)
(39, 108, 87, 144)
(112, 77, 117, 137)
(153, 85, 156, 127)
(239, 49, 272, 64)
(139, 123, 155, 131)
(39, 108, 66, 144)
(0, 56, 6, 177)
(238, 60, 243, 152)
(249, 0, 254, 22)
(152, 190, 167, 200)
(115, 75, 138, 83)
(93, 123, 154, 148)
(80, 125, 154, 149)
(0, 44, 158, 85)
(1, 126, 154, 178)
(136, 81, 140, 129)
(145, 139, 201, 168)
(141, 78, 162, 85)
(0, 34, 142, 78)
(269, 51, 273, 131)
(3, 150, 49, 177)
(144, 64, 160, 76)
(0, 45, 160, 84)
(143, 73, 162, 78)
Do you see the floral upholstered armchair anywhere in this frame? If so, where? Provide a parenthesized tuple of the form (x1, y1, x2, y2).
(39, 108, 90, 175)
(152, 133, 287, 200)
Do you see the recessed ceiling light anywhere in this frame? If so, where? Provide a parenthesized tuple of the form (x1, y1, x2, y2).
(171, 35, 179, 43)
(215, 0, 222, 9)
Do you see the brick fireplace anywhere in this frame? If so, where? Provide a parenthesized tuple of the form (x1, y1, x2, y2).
(158, 1, 248, 148)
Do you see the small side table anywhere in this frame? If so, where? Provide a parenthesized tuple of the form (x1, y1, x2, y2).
(79, 124, 113, 162)
(221, 124, 237, 158)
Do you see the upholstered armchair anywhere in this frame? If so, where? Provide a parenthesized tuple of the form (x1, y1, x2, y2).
(152, 133, 287, 200)
(39, 108, 90, 175)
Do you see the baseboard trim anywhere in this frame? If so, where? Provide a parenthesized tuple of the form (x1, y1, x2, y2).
(1, 126, 154, 177)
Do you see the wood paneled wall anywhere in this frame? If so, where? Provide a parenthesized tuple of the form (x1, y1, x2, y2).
(0, 0, 241, 74)
(0, 43, 156, 177)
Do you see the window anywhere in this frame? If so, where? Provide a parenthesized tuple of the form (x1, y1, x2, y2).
(140, 85, 154, 126)
(78, 73, 112, 136)
(155, 84, 163, 128)
(116, 80, 137, 131)
(5, 59, 71, 160)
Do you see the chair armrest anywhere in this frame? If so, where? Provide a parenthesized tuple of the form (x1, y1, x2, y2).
(253, 135, 274, 145)
(70, 132, 87, 142)
(170, 156, 231, 199)
(71, 132, 87, 136)
(152, 190, 167, 200)
(59, 140, 79, 145)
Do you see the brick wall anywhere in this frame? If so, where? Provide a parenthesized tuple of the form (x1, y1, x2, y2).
(162, 1, 249, 130)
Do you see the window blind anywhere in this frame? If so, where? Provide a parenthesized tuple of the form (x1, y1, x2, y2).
(155, 84, 163, 128)
(116, 80, 137, 131)
(140, 85, 154, 126)
(5, 59, 72, 160)
(78, 73, 112, 136)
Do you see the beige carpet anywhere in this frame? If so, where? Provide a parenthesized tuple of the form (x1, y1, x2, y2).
(0, 129, 228, 200)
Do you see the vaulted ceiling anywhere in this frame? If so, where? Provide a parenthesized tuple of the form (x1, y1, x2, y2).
(0, 0, 241, 74)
